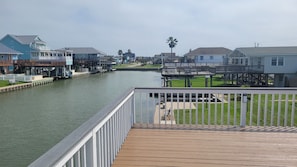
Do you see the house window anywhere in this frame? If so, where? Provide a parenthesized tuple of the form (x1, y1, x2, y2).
(200, 56, 204, 60)
(278, 57, 284, 66)
(245, 59, 248, 66)
(210, 56, 213, 60)
(271, 57, 284, 66)
(257, 57, 261, 66)
(271, 57, 277, 66)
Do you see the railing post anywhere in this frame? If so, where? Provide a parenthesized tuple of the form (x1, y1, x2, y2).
(240, 93, 247, 128)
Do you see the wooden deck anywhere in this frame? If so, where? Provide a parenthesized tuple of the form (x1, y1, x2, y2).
(112, 129, 297, 167)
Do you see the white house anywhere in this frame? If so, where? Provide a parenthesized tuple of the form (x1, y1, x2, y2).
(228, 46, 297, 87)
(184, 47, 232, 66)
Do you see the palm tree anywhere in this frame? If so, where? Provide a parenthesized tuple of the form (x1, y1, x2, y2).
(118, 50, 123, 64)
(166, 36, 178, 57)
(118, 50, 123, 56)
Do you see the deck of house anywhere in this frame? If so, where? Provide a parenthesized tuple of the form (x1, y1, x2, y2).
(28, 87, 297, 167)
(113, 128, 297, 167)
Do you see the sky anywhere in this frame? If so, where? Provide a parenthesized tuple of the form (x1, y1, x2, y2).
(1, 0, 297, 56)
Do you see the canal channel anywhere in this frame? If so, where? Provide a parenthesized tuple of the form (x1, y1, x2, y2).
(0, 71, 162, 167)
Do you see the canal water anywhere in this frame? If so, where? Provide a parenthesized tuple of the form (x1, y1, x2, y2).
(0, 71, 161, 167)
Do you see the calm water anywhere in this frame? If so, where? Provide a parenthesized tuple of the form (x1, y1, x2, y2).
(0, 71, 161, 167)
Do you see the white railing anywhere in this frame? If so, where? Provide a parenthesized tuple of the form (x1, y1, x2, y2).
(134, 87, 297, 131)
(28, 87, 297, 167)
(0, 74, 34, 82)
(28, 89, 134, 167)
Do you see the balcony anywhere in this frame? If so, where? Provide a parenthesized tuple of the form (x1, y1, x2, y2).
(29, 87, 297, 167)
(0, 60, 13, 66)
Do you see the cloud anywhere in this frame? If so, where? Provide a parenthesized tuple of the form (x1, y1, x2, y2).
(1, 0, 297, 56)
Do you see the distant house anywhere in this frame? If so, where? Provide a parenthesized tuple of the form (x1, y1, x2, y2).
(122, 49, 135, 63)
(153, 52, 178, 64)
(0, 43, 22, 74)
(184, 47, 232, 65)
(65, 47, 106, 72)
(0, 34, 72, 77)
(228, 46, 297, 87)
(0, 34, 46, 60)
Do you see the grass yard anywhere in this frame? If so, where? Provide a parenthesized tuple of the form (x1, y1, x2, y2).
(0, 80, 10, 87)
(173, 94, 297, 126)
(113, 64, 133, 68)
(0, 80, 24, 87)
(137, 64, 161, 68)
(171, 75, 230, 87)
(114, 63, 161, 69)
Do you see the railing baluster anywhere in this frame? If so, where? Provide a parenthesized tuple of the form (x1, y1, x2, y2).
(214, 94, 218, 127)
(257, 94, 261, 126)
(146, 93, 149, 127)
(83, 144, 87, 167)
(98, 129, 102, 167)
(177, 93, 180, 126)
(202, 93, 205, 127)
(70, 157, 74, 167)
(183, 93, 186, 126)
(249, 94, 254, 126)
(195, 92, 198, 127)
(140, 93, 143, 126)
(234, 93, 237, 126)
(264, 94, 268, 127)
(208, 93, 211, 127)
(277, 94, 281, 127)
(77, 150, 81, 167)
(189, 93, 192, 126)
(284, 94, 289, 127)
(171, 92, 173, 126)
(291, 94, 296, 127)
(271, 94, 275, 126)
(221, 93, 224, 127)
(227, 93, 230, 127)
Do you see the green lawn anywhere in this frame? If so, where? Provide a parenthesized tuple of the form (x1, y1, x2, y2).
(114, 63, 161, 69)
(137, 64, 161, 68)
(0, 80, 10, 87)
(113, 64, 132, 68)
(173, 94, 297, 126)
(0, 80, 24, 87)
(171, 75, 229, 87)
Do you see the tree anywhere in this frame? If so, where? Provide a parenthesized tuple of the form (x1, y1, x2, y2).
(166, 36, 178, 57)
(118, 50, 123, 56)
(118, 50, 123, 64)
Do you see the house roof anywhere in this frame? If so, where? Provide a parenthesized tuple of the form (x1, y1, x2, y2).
(235, 46, 297, 57)
(8, 34, 45, 45)
(0, 43, 22, 55)
(64, 47, 105, 55)
(184, 47, 232, 58)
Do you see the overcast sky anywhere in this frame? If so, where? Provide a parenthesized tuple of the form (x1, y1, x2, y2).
(1, 0, 297, 56)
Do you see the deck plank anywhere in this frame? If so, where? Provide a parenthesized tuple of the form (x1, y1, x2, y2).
(112, 129, 297, 167)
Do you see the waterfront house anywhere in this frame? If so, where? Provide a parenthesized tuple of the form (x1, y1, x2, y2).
(0, 43, 22, 74)
(122, 49, 136, 64)
(64, 47, 106, 73)
(153, 52, 179, 64)
(184, 47, 232, 65)
(0, 34, 73, 78)
(228, 46, 297, 87)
